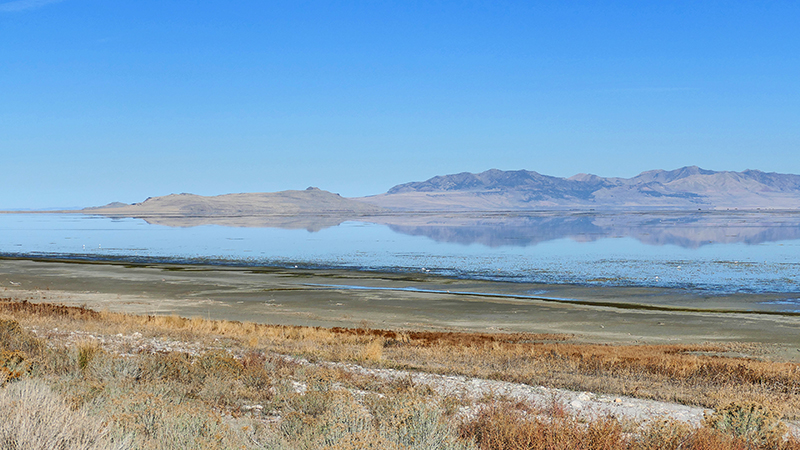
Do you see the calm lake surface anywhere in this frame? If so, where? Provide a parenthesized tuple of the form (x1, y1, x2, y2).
(1, 212, 799, 307)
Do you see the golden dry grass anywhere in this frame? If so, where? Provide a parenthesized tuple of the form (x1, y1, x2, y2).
(460, 403, 800, 450)
(2, 298, 800, 449)
(2, 298, 799, 419)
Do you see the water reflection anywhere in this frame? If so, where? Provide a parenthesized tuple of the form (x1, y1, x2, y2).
(140, 214, 348, 232)
(2, 212, 798, 295)
(376, 212, 800, 248)
(136, 211, 800, 249)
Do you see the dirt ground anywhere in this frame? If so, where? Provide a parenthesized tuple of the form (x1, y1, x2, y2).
(2, 257, 799, 361)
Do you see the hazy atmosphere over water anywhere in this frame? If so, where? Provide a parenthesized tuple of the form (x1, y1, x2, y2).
(2, 1, 800, 209)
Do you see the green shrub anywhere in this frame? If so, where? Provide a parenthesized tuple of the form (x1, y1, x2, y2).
(76, 340, 102, 372)
(369, 394, 474, 450)
(703, 402, 787, 446)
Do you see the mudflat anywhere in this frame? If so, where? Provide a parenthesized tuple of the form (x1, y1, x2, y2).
(1, 257, 798, 360)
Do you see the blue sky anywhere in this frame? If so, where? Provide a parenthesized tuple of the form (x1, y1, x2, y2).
(2, 1, 799, 209)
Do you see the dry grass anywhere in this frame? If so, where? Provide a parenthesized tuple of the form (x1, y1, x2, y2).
(2, 298, 800, 449)
(0, 379, 125, 450)
(2, 298, 800, 417)
(384, 338, 800, 418)
(460, 404, 629, 450)
(461, 403, 800, 450)
(7, 299, 795, 416)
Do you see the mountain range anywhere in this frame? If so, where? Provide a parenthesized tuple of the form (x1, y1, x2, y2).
(84, 166, 800, 216)
(75, 166, 800, 245)
(358, 166, 800, 210)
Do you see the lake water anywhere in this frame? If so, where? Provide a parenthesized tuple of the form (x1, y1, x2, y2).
(1, 212, 799, 304)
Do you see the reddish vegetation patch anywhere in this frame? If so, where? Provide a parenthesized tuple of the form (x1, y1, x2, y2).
(0, 298, 569, 346)
(0, 299, 102, 320)
(328, 326, 571, 346)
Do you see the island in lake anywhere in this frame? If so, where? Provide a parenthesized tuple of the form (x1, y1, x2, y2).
(72, 166, 800, 248)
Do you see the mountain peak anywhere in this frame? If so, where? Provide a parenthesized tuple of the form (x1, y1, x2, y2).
(568, 173, 602, 182)
(632, 166, 717, 184)
(362, 167, 800, 211)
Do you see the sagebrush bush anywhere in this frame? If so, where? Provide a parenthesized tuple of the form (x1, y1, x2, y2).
(703, 402, 787, 447)
(0, 379, 125, 450)
(369, 393, 475, 450)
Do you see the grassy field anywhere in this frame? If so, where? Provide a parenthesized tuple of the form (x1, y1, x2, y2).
(2, 298, 800, 449)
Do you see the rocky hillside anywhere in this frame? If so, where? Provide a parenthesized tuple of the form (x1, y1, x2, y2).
(360, 166, 800, 210)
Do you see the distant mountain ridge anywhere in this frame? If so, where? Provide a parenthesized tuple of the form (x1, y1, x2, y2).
(361, 166, 800, 210)
(87, 187, 385, 217)
(81, 167, 800, 216)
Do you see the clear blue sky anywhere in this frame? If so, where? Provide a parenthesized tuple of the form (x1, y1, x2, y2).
(2, 1, 799, 209)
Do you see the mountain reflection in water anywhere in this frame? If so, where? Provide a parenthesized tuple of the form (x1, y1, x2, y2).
(3, 211, 798, 295)
(370, 211, 800, 249)
(140, 211, 800, 249)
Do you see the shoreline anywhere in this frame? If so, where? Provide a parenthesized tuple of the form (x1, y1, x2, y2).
(2, 256, 799, 362)
(3, 209, 800, 296)
(1, 254, 797, 314)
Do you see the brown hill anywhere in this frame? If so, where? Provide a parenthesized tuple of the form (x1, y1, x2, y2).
(86, 187, 385, 218)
